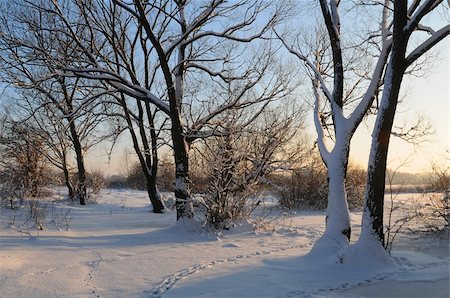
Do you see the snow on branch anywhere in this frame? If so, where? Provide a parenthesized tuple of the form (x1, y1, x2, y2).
(404, 0, 442, 35)
(348, 38, 392, 132)
(406, 25, 450, 66)
(312, 78, 331, 162)
(185, 63, 249, 83)
(64, 67, 170, 115)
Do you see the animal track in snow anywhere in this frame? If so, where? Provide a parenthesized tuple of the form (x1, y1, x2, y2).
(147, 240, 313, 298)
(84, 251, 103, 298)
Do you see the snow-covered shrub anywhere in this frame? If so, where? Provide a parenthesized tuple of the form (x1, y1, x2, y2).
(194, 134, 259, 229)
(419, 192, 449, 233)
(192, 107, 298, 229)
(199, 187, 260, 230)
(418, 161, 449, 232)
(0, 121, 52, 205)
(86, 170, 105, 195)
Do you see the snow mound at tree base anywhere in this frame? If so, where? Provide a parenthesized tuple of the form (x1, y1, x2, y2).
(336, 231, 395, 270)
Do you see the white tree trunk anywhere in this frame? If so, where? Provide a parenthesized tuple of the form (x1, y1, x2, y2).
(310, 139, 351, 255)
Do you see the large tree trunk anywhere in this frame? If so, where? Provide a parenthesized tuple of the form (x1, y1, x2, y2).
(69, 120, 87, 205)
(172, 118, 193, 220)
(171, 3, 193, 220)
(361, 1, 408, 247)
(311, 139, 351, 254)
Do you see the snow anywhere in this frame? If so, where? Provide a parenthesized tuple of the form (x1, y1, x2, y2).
(0, 190, 448, 298)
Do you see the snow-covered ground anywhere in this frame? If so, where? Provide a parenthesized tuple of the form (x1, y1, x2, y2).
(0, 189, 448, 298)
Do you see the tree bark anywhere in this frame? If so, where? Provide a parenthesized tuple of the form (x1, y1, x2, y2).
(363, 0, 408, 246)
(172, 118, 193, 220)
(69, 119, 87, 205)
(121, 96, 165, 213)
(325, 145, 351, 241)
(62, 152, 75, 199)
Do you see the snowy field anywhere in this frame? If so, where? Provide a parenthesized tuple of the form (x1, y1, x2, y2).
(0, 189, 448, 298)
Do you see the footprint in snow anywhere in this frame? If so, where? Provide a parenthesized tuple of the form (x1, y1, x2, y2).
(222, 243, 239, 248)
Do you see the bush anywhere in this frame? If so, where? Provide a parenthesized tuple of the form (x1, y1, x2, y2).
(418, 161, 450, 232)
(421, 192, 449, 232)
(125, 162, 147, 190)
(105, 175, 127, 188)
(0, 121, 52, 207)
(276, 159, 328, 210)
(121, 155, 175, 192)
(86, 170, 105, 195)
(157, 155, 175, 192)
(276, 153, 366, 211)
(198, 184, 260, 230)
(426, 162, 449, 192)
(346, 162, 366, 210)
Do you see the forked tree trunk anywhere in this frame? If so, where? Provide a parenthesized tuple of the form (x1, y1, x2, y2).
(134, 0, 193, 220)
(362, 1, 408, 247)
(121, 96, 165, 213)
(311, 139, 351, 254)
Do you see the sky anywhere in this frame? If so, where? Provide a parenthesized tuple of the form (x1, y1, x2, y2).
(87, 37, 449, 177)
(78, 3, 450, 176)
(349, 37, 449, 174)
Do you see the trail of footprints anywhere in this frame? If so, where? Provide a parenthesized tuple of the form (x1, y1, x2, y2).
(148, 242, 448, 298)
(147, 240, 315, 298)
(84, 251, 103, 298)
(281, 256, 448, 298)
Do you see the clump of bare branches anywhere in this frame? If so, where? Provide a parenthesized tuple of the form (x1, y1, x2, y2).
(419, 159, 450, 233)
(383, 168, 420, 253)
(86, 170, 105, 197)
(276, 151, 328, 210)
(276, 151, 366, 211)
(26, 199, 48, 231)
(0, 119, 52, 208)
(193, 106, 303, 230)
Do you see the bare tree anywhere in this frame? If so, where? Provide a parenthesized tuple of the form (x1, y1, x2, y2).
(193, 101, 304, 229)
(276, 1, 394, 252)
(0, 118, 51, 201)
(362, 0, 450, 247)
(35, 0, 293, 219)
(0, 2, 117, 205)
(19, 100, 76, 199)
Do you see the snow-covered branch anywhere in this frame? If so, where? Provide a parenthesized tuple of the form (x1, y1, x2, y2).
(406, 25, 450, 66)
(404, 0, 442, 35)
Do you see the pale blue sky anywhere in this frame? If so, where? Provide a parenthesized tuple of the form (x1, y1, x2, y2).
(86, 3, 450, 176)
(349, 38, 449, 173)
(88, 37, 449, 176)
